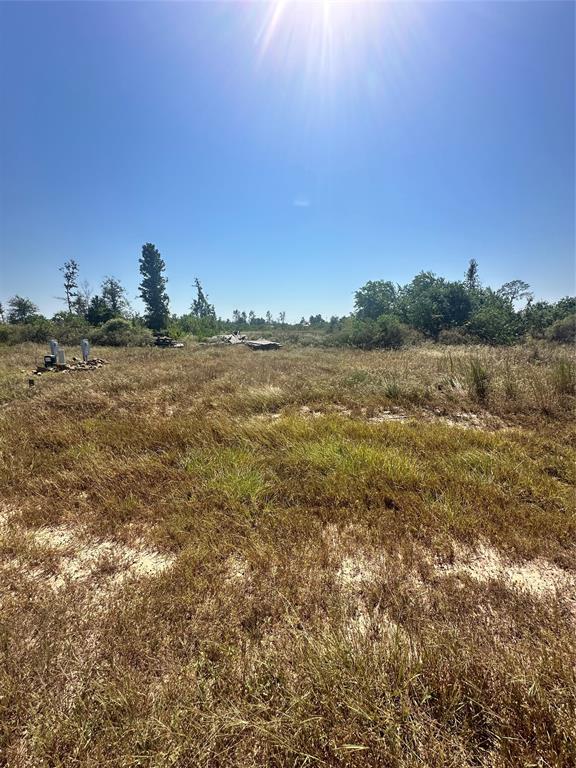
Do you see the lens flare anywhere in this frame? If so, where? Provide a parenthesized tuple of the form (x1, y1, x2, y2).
(254, 1, 422, 108)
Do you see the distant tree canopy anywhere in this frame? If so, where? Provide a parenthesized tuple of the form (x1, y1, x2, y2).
(354, 280, 397, 320)
(86, 295, 113, 326)
(138, 243, 170, 331)
(7, 295, 39, 324)
(497, 280, 533, 305)
(396, 273, 472, 338)
(101, 276, 129, 318)
(348, 263, 571, 347)
(2, 252, 575, 349)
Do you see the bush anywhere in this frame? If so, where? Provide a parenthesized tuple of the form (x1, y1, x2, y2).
(333, 315, 411, 349)
(90, 318, 154, 347)
(51, 314, 92, 345)
(546, 314, 576, 344)
(373, 314, 410, 349)
(438, 328, 471, 345)
(466, 304, 519, 345)
(0, 318, 55, 344)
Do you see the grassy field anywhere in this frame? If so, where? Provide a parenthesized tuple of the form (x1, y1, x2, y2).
(1, 341, 575, 767)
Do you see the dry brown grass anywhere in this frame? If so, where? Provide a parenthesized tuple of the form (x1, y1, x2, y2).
(0, 341, 575, 766)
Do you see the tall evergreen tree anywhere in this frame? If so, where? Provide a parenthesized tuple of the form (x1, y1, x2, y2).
(59, 259, 80, 313)
(138, 243, 170, 331)
(465, 259, 480, 291)
(86, 295, 113, 326)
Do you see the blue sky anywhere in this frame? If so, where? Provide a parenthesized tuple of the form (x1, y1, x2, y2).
(0, 0, 574, 321)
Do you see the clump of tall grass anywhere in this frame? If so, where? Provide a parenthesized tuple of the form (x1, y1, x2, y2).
(552, 358, 575, 396)
(466, 357, 491, 401)
(383, 379, 402, 400)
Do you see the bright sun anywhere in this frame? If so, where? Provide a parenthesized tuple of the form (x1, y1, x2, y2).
(256, 1, 380, 78)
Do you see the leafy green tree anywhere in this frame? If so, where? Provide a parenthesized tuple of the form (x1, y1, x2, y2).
(521, 300, 555, 338)
(553, 297, 576, 319)
(7, 295, 39, 324)
(59, 259, 80, 313)
(497, 280, 532, 304)
(547, 314, 576, 343)
(86, 295, 113, 326)
(191, 278, 216, 319)
(101, 276, 129, 317)
(248, 311, 256, 325)
(0, 302, 5, 323)
(466, 291, 520, 345)
(138, 243, 170, 331)
(328, 315, 341, 331)
(397, 273, 471, 338)
(354, 280, 397, 320)
(265, 310, 273, 324)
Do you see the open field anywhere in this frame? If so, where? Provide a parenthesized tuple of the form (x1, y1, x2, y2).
(1, 342, 575, 767)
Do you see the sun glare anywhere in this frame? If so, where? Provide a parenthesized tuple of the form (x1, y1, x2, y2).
(256, 1, 381, 79)
(253, 0, 421, 113)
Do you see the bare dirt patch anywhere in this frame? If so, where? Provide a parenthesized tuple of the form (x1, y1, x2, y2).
(436, 542, 576, 599)
(0, 519, 175, 600)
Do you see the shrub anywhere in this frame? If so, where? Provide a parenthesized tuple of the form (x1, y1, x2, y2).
(1, 318, 55, 344)
(334, 315, 410, 349)
(466, 303, 519, 345)
(373, 314, 410, 349)
(90, 318, 154, 347)
(546, 314, 576, 344)
(438, 328, 471, 345)
(51, 314, 92, 345)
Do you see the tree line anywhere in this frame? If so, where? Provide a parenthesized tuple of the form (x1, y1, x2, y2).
(1, 245, 574, 346)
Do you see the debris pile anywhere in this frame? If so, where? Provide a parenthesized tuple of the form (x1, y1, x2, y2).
(244, 338, 282, 351)
(154, 336, 184, 348)
(33, 358, 108, 376)
(204, 332, 282, 350)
